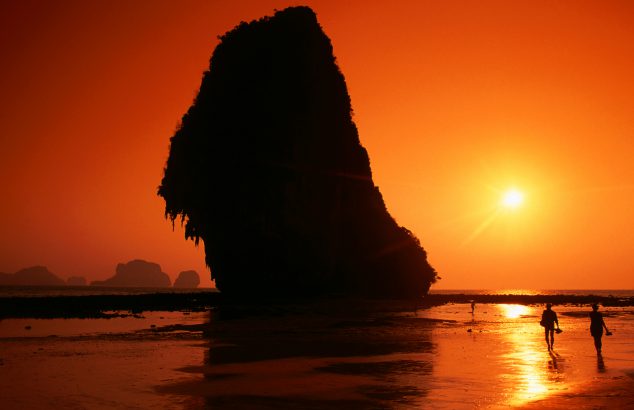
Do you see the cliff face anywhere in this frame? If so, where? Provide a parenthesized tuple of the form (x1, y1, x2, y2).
(159, 6, 437, 298)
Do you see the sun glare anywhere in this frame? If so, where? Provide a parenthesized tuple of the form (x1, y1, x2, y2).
(500, 304, 530, 319)
(501, 189, 524, 209)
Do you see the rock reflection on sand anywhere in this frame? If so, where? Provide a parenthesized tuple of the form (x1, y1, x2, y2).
(168, 303, 438, 409)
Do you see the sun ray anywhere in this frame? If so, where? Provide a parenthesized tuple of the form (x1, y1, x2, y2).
(461, 208, 502, 246)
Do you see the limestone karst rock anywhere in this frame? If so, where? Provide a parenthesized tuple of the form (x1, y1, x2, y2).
(2, 266, 66, 286)
(0, 272, 11, 285)
(91, 260, 171, 288)
(173, 270, 201, 288)
(158, 6, 438, 298)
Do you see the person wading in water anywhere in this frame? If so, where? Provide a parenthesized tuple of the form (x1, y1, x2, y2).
(540, 303, 560, 350)
(590, 303, 611, 354)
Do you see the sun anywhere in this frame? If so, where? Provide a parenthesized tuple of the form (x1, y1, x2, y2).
(501, 188, 524, 209)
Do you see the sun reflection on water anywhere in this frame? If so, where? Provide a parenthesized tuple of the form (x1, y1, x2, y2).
(500, 304, 530, 319)
(491, 289, 540, 296)
(498, 304, 564, 406)
(505, 332, 554, 405)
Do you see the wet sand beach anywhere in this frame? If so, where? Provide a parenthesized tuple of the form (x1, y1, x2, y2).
(1, 301, 633, 409)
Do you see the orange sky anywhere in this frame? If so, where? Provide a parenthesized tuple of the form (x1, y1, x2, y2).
(1, 0, 633, 289)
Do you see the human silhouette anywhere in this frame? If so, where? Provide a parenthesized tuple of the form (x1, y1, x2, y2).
(540, 303, 560, 349)
(589, 303, 610, 354)
(470, 300, 475, 315)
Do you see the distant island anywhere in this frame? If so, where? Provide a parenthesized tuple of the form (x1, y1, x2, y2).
(158, 6, 438, 298)
(91, 259, 171, 288)
(1, 261, 198, 289)
(0, 266, 66, 286)
(174, 270, 201, 288)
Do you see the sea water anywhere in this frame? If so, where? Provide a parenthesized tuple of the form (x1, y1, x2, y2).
(1, 286, 633, 298)
(429, 289, 634, 297)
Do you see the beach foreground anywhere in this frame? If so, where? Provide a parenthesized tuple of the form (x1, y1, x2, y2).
(1, 301, 633, 409)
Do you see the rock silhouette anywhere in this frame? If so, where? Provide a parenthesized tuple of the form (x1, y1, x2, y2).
(158, 6, 438, 298)
(91, 260, 171, 288)
(0, 272, 11, 285)
(0, 266, 66, 286)
(173, 270, 201, 288)
(66, 276, 87, 286)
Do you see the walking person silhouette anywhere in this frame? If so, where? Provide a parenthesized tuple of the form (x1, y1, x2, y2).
(540, 303, 560, 350)
(590, 303, 611, 354)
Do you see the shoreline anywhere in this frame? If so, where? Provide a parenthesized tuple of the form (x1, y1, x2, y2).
(0, 292, 221, 319)
(0, 291, 633, 319)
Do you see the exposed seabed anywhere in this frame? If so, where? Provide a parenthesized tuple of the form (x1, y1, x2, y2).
(1, 301, 633, 409)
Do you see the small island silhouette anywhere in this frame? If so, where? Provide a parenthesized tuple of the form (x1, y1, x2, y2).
(91, 259, 171, 288)
(174, 270, 201, 288)
(0, 266, 66, 286)
(159, 6, 438, 298)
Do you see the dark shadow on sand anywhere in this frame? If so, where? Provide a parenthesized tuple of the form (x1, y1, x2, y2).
(160, 301, 436, 409)
(597, 353, 606, 373)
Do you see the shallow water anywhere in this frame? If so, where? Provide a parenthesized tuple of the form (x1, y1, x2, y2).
(0, 311, 210, 338)
(419, 303, 634, 408)
(1, 303, 632, 409)
(429, 289, 634, 297)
